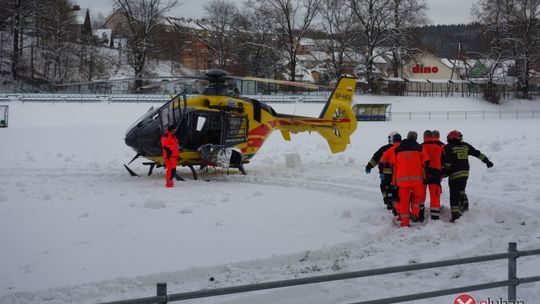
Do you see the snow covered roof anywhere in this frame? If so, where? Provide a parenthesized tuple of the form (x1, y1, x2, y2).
(406, 78, 430, 83)
(93, 29, 112, 45)
(165, 17, 209, 31)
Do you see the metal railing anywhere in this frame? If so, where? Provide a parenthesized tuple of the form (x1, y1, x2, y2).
(98, 242, 540, 304)
(389, 109, 539, 120)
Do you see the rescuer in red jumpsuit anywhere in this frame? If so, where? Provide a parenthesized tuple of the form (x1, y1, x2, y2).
(421, 130, 445, 220)
(161, 126, 180, 188)
(389, 131, 430, 227)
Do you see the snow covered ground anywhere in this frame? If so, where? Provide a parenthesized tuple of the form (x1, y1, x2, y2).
(1, 96, 540, 304)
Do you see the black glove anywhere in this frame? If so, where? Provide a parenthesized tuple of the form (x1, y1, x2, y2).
(365, 165, 371, 174)
(486, 160, 493, 168)
(164, 147, 172, 159)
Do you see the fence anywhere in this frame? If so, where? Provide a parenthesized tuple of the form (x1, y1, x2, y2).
(389, 109, 539, 121)
(0, 105, 7, 127)
(97, 242, 540, 304)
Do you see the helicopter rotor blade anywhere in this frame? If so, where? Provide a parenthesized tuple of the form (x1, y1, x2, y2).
(233, 76, 333, 90)
(53, 76, 206, 88)
(137, 78, 201, 91)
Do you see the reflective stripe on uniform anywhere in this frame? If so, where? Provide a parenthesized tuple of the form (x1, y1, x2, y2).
(479, 154, 486, 161)
(396, 176, 423, 183)
(431, 208, 440, 214)
(383, 168, 393, 174)
(400, 214, 410, 218)
(369, 159, 377, 167)
(451, 207, 461, 212)
(450, 170, 469, 180)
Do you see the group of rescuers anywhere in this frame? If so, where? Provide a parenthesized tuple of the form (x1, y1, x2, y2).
(365, 130, 494, 227)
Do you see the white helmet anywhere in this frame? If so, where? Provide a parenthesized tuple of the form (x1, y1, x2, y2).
(388, 131, 399, 144)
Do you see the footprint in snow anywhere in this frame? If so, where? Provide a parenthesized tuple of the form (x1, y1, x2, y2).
(143, 199, 166, 209)
(179, 208, 193, 214)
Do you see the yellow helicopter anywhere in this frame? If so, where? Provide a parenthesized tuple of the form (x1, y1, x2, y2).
(119, 69, 358, 180)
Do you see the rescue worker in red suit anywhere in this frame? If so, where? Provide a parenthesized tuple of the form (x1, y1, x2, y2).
(379, 132, 403, 214)
(421, 130, 445, 220)
(161, 126, 180, 188)
(443, 130, 493, 222)
(365, 131, 398, 210)
(389, 131, 429, 227)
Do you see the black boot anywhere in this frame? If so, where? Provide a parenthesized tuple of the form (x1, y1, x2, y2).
(462, 194, 469, 211)
(450, 210, 461, 223)
(384, 197, 393, 210)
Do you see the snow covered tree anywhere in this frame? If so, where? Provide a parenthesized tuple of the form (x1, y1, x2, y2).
(113, 0, 177, 89)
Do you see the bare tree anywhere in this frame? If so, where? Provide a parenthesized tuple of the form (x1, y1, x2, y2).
(319, 0, 360, 80)
(199, 0, 239, 69)
(2, 0, 45, 79)
(256, 0, 322, 81)
(473, 0, 539, 99)
(349, 0, 394, 91)
(233, 1, 281, 77)
(388, 0, 427, 77)
(113, 0, 177, 89)
(509, 0, 539, 99)
(39, 0, 77, 82)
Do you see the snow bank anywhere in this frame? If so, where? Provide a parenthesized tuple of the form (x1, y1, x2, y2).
(0, 97, 539, 304)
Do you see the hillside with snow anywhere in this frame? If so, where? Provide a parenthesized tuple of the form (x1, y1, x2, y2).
(0, 96, 540, 304)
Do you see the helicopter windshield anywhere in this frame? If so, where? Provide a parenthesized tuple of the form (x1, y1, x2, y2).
(158, 97, 183, 131)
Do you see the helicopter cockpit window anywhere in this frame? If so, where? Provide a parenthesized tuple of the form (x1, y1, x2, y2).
(228, 117, 247, 137)
(224, 116, 248, 146)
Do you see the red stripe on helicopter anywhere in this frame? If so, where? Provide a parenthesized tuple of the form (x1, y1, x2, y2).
(249, 124, 272, 137)
(248, 138, 266, 149)
(298, 118, 352, 123)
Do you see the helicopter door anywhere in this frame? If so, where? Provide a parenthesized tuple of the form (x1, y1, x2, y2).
(224, 115, 248, 147)
(185, 112, 224, 149)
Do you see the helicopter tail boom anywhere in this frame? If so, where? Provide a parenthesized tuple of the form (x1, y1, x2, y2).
(317, 77, 358, 152)
(275, 77, 357, 153)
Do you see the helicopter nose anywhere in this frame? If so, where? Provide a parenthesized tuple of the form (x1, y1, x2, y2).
(125, 126, 140, 151)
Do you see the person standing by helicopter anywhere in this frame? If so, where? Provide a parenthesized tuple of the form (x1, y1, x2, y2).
(161, 125, 180, 188)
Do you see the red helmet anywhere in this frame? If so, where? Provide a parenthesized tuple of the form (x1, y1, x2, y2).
(447, 130, 461, 141)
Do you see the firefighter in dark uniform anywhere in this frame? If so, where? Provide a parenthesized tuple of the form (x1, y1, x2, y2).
(443, 130, 494, 222)
(365, 131, 398, 209)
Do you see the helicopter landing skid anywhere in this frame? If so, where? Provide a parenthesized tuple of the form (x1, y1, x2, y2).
(185, 165, 198, 180)
(124, 164, 140, 177)
(125, 162, 200, 181)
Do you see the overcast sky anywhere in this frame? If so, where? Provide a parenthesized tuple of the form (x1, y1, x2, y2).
(79, 0, 475, 26)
